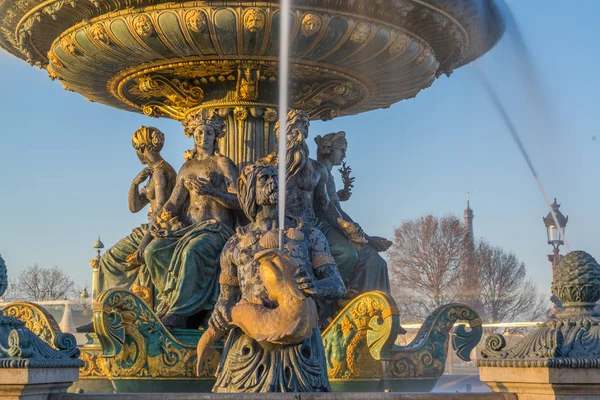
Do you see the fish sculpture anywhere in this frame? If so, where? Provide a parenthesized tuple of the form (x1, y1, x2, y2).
(196, 248, 318, 375)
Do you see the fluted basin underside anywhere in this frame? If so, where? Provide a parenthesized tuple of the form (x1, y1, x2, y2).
(0, 0, 504, 120)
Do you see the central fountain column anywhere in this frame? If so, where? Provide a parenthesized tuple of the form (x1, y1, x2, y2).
(214, 105, 278, 167)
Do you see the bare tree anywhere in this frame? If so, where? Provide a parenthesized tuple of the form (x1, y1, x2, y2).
(388, 214, 466, 321)
(476, 240, 546, 323)
(9, 265, 77, 301)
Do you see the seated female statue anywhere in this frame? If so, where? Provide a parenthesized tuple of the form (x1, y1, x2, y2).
(77, 127, 176, 332)
(141, 109, 240, 329)
(98, 126, 177, 295)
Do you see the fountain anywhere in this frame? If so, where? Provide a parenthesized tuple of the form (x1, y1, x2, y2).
(0, 0, 505, 394)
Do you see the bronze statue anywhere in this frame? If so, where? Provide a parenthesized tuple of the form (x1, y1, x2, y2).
(196, 248, 318, 372)
(207, 161, 345, 392)
(265, 110, 365, 283)
(140, 110, 240, 329)
(77, 127, 177, 333)
(315, 131, 391, 294)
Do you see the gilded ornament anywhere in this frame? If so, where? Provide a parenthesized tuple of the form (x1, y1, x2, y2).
(237, 67, 259, 101)
(47, 52, 63, 68)
(90, 23, 110, 45)
(46, 64, 59, 80)
(133, 15, 153, 37)
(185, 10, 207, 33)
(301, 13, 322, 37)
(350, 22, 371, 44)
(60, 35, 79, 56)
(263, 108, 278, 123)
(243, 9, 266, 33)
(137, 74, 204, 119)
(2, 302, 62, 346)
(233, 106, 248, 121)
(389, 34, 409, 54)
(248, 107, 263, 118)
(416, 48, 432, 65)
(42, 1, 63, 20)
(94, 288, 220, 378)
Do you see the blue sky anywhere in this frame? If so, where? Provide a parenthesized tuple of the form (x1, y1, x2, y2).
(0, 0, 598, 302)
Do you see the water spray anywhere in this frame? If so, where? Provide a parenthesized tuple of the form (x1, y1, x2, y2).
(278, 0, 291, 251)
(473, 66, 570, 252)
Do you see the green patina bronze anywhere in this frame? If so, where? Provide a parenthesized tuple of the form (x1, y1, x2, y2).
(478, 251, 600, 368)
(0, 254, 83, 370)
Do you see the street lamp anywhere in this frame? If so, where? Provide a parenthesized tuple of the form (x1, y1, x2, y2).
(543, 199, 568, 316)
(90, 236, 104, 301)
(543, 199, 568, 273)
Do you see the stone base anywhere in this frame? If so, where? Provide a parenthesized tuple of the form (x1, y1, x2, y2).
(0, 368, 80, 400)
(480, 366, 600, 400)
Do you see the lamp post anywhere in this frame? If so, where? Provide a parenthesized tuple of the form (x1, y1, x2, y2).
(543, 199, 568, 314)
(90, 236, 104, 301)
(543, 199, 568, 273)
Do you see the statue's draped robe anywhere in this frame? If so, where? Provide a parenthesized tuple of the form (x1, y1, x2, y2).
(98, 224, 148, 292)
(97, 225, 150, 292)
(143, 220, 234, 318)
(213, 225, 332, 393)
(322, 170, 391, 294)
(97, 165, 177, 294)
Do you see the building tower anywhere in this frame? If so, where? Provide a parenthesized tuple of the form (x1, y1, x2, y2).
(462, 193, 481, 310)
(464, 193, 474, 239)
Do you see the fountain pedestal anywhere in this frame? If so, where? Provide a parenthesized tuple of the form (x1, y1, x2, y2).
(478, 251, 600, 400)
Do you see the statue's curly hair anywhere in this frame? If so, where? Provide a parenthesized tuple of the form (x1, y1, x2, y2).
(274, 109, 310, 139)
(183, 109, 226, 139)
(314, 131, 347, 163)
(182, 109, 226, 160)
(132, 126, 165, 152)
(238, 159, 277, 222)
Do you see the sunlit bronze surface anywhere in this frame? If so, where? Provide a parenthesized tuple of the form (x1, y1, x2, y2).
(0, 0, 503, 122)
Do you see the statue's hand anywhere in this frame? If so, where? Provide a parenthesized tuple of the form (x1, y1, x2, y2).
(294, 267, 317, 297)
(337, 188, 352, 202)
(133, 167, 152, 185)
(209, 300, 234, 332)
(337, 218, 368, 246)
(368, 236, 393, 252)
(126, 251, 144, 266)
(187, 177, 216, 196)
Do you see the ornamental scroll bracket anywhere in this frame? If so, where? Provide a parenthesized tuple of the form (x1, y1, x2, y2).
(138, 74, 204, 120)
(292, 80, 362, 121)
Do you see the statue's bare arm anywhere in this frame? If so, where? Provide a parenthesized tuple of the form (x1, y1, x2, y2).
(134, 170, 171, 259)
(128, 168, 151, 213)
(209, 239, 241, 331)
(211, 158, 241, 210)
(297, 228, 346, 301)
(152, 170, 169, 212)
(161, 173, 189, 217)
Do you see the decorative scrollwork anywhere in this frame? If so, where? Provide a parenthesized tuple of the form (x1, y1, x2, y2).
(322, 291, 401, 379)
(138, 74, 204, 119)
(2, 302, 62, 347)
(80, 349, 109, 377)
(478, 252, 600, 368)
(93, 288, 221, 378)
(387, 303, 482, 379)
